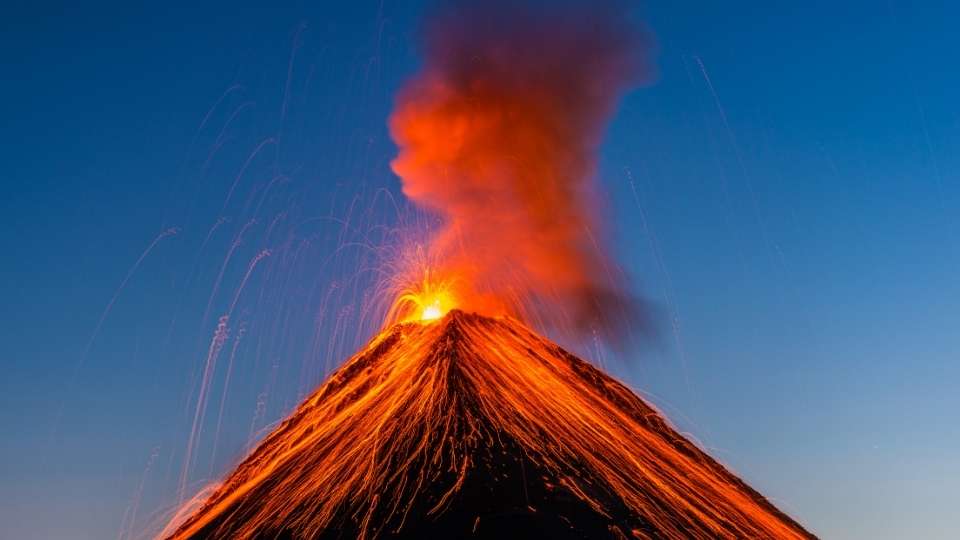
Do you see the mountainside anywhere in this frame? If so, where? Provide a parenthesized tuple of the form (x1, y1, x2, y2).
(166, 310, 815, 539)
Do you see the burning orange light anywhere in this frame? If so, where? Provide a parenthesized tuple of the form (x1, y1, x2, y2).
(385, 266, 460, 325)
(421, 300, 444, 321)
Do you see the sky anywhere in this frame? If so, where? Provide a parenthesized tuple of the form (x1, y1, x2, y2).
(2, 1, 958, 539)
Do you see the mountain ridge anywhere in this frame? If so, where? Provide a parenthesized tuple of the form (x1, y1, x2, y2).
(165, 310, 815, 539)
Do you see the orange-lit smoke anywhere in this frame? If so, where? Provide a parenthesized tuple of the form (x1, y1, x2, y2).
(389, 0, 654, 342)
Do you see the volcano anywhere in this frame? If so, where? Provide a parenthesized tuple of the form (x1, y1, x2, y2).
(166, 311, 814, 539)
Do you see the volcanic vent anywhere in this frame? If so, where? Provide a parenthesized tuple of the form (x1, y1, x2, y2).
(166, 311, 813, 539)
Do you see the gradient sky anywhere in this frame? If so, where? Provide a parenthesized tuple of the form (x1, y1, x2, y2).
(2, 2, 958, 539)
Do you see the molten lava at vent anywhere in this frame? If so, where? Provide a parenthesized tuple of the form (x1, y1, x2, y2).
(420, 300, 443, 321)
(386, 268, 459, 324)
(164, 311, 814, 539)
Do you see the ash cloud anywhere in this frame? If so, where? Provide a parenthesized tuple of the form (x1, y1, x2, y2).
(390, 0, 656, 344)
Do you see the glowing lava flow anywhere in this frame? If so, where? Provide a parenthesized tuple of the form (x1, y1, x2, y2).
(163, 310, 814, 539)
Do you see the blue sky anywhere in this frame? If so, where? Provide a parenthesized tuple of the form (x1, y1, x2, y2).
(2, 2, 958, 538)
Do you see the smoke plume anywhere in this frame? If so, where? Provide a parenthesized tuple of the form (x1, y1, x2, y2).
(389, 0, 655, 343)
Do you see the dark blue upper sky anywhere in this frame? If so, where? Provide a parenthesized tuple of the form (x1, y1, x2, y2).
(2, 2, 958, 539)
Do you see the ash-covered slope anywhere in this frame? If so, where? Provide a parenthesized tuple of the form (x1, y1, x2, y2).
(166, 310, 814, 540)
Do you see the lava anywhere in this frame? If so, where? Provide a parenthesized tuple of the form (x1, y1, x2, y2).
(420, 300, 443, 321)
(384, 267, 460, 324)
(163, 311, 814, 539)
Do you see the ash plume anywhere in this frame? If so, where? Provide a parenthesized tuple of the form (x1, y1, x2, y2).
(389, 0, 656, 344)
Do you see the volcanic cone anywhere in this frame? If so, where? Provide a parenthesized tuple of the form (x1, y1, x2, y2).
(166, 310, 814, 539)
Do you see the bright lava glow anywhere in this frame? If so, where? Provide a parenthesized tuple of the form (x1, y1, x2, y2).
(421, 300, 443, 321)
(384, 265, 460, 325)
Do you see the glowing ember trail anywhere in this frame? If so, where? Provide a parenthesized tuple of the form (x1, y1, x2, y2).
(163, 311, 813, 539)
(386, 267, 459, 324)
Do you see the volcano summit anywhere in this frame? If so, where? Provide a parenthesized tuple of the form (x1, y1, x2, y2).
(165, 311, 814, 539)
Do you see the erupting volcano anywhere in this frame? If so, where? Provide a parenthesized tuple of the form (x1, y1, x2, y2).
(165, 311, 813, 539)
(163, 1, 815, 538)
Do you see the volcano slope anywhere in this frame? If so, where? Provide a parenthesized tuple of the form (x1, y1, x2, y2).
(166, 310, 814, 539)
